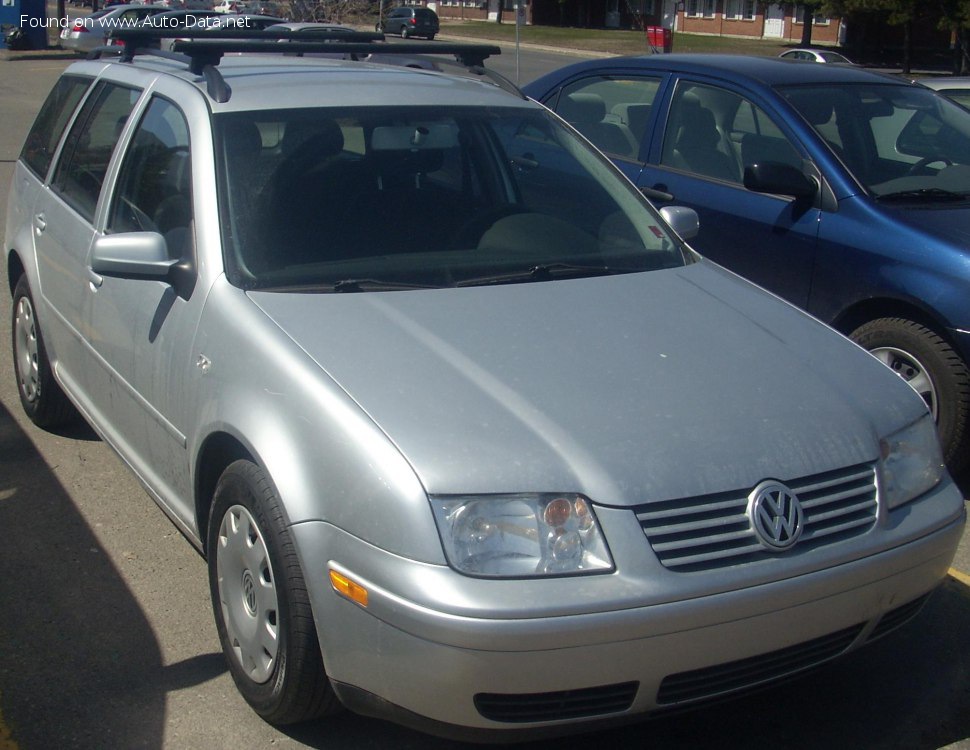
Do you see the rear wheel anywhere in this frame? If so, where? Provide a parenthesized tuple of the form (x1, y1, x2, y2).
(851, 317, 970, 473)
(11, 274, 76, 428)
(401, 26, 410, 38)
(208, 460, 341, 725)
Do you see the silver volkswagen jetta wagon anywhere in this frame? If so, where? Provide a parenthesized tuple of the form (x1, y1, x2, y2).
(5, 29, 966, 740)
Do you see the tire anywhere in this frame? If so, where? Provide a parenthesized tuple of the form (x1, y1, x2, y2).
(375, 22, 383, 32)
(11, 274, 76, 428)
(851, 317, 970, 473)
(401, 26, 410, 38)
(427, 33, 435, 40)
(207, 460, 341, 725)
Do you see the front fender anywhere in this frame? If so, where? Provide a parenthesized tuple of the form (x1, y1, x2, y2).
(188, 278, 445, 565)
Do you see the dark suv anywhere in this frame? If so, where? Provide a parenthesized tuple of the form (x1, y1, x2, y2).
(376, 6, 439, 39)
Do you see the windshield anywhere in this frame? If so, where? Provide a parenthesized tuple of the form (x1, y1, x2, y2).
(216, 105, 686, 291)
(780, 83, 970, 200)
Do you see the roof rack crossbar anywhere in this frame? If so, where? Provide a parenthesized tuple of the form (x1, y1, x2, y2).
(104, 28, 500, 73)
(170, 39, 500, 67)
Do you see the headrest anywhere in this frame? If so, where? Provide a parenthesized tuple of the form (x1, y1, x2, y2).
(281, 119, 344, 158)
(676, 107, 719, 149)
(222, 119, 262, 160)
(786, 93, 834, 125)
(559, 92, 607, 125)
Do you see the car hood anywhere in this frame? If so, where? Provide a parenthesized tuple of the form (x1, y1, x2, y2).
(882, 201, 970, 246)
(249, 261, 924, 506)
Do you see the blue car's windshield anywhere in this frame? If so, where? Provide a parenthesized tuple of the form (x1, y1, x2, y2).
(780, 83, 970, 200)
(215, 105, 687, 291)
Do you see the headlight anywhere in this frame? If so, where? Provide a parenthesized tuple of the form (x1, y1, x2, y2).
(429, 493, 614, 578)
(880, 415, 945, 510)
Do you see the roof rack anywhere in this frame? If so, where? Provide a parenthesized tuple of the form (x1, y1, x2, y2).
(94, 28, 505, 102)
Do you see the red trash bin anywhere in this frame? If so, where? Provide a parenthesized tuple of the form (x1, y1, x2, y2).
(645, 25, 673, 53)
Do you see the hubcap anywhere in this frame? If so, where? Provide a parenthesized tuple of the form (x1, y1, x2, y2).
(216, 505, 279, 684)
(14, 295, 41, 404)
(870, 346, 938, 420)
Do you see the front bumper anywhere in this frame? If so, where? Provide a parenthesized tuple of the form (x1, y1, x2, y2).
(291, 495, 965, 737)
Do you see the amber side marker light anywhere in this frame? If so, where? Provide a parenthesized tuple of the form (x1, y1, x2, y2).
(329, 569, 369, 607)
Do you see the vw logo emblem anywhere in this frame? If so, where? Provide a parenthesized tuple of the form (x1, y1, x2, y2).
(747, 481, 804, 551)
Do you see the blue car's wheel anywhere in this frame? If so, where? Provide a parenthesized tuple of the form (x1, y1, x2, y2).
(852, 317, 970, 473)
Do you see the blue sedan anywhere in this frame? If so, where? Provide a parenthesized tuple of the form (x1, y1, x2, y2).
(525, 55, 970, 473)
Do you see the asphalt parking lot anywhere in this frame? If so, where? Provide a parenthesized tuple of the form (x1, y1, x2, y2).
(0, 50, 969, 750)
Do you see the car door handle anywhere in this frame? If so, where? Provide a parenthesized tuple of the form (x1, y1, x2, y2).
(33, 213, 46, 233)
(642, 185, 674, 202)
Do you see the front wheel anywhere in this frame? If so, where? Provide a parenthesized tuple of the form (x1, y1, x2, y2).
(208, 460, 341, 725)
(851, 317, 970, 473)
(11, 274, 76, 428)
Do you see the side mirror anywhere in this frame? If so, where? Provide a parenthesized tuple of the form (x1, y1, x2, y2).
(659, 205, 700, 240)
(90, 232, 177, 280)
(743, 162, 818, 200)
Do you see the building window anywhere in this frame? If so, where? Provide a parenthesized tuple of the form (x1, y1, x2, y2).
(794, 6, 830, 24)
(724, 0, 754, 19)
(686, 0, 715, 18)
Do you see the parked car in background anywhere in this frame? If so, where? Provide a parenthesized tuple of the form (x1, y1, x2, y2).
(123, 9, 223, 48)
(526, 54, 970, 473)
(779, 48, 855, 64)
(920, 76, 970, 110)
(376, 6, 439, 39)
(264, 21, 439, 68)
(59, 4, 168, 52)
(214, 12, 286, 29)
(7, 30, 964, 740)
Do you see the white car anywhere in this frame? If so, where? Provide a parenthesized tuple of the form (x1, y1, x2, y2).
(920, 76, 970, 109)
(59, 4, 169, 52)
(779, 48, 855, 64)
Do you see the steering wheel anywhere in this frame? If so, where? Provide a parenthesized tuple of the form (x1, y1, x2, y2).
(906, 156, 954, 176)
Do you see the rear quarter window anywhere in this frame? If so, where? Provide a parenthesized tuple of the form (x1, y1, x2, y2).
(21, 75, 92, 180)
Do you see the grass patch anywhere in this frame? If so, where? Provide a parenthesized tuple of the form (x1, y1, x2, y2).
(439, 20, 792, 58)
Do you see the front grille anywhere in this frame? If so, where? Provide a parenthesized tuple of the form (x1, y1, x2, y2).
(637, 463, 877, 571)
(656, 624, 864, 704)
(474, 682, 639, 723)
(867, 593, 932, 642)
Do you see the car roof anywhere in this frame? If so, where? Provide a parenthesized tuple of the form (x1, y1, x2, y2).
(525, 54, 906, 91)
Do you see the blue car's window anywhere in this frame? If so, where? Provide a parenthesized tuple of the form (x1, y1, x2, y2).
(216, 106, 686, 291)
(661, 81, 803, 185)
(661, 82, 744, 183)
(552, 75, 661, 161)
(781, 83, 970, 199)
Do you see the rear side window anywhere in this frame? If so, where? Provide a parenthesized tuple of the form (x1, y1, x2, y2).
(21, 75, 92, 179)
(51, 81, 140, 222)
(553, 75, 661, 161)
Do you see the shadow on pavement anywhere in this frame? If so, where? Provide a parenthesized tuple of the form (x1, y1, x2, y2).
(0, 399, 221, 749)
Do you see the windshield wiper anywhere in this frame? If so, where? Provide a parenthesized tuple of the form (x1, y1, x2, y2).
(332, 278, 443, 293)
(457, 263, 630, 287)
(876, 187, 970, 203)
